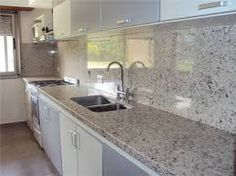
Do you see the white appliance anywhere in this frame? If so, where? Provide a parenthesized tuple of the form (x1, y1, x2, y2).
(27, 79, 76, 147)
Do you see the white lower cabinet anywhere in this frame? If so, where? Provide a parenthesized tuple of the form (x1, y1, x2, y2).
(59, 113, 102, 176)
(39, 95, 62, 175)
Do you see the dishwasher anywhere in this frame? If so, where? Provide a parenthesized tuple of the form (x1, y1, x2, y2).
(38, 95, 62, 175)
(103, 144, 151, 176)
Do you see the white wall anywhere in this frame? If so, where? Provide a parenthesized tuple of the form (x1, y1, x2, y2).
(0, 78, 26, 124)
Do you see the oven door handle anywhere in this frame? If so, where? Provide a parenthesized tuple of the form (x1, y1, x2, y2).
(31, 95, 38, 102)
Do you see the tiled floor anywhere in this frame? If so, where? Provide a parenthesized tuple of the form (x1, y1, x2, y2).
(0, 122, 59, 176)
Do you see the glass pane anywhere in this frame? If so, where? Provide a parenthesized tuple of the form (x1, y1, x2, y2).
(0, 36, 6, 72)
(7, 36, 14, 72)
(0, 15, 13, 36)
(87, 37, 125, 69)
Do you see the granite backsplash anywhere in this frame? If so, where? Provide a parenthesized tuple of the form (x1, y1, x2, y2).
(56, 17, 236, 134)
(21, 43, 57, 77)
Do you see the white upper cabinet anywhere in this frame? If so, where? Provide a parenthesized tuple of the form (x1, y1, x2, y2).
(100, 0, 160, 30)
(53, 0, 100, 39)
(70, 0, 100, 36)
(53, 0, 71, 39)
(161, 0, 236, 21)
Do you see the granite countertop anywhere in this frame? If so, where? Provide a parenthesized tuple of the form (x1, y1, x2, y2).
(38, 85, 235, 176)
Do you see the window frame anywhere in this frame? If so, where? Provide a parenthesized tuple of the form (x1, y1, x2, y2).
(0, 12, 20, 79)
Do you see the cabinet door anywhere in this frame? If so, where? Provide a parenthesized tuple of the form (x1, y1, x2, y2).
(53, 0, 71, 39)
(161, 0, 236, 21)
(59, 113, 78, 176)
(101, 0, 159, 30)
(47, 106, 62, 175)
(71, 0, 100, 35)
(77, 125, 102, 176)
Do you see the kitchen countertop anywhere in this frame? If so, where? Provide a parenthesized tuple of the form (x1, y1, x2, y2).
(38, 84, 235, 176)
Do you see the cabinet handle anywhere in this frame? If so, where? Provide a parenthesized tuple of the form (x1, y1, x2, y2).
(70, 131, 75, 147)
(78, 28, 88, 33)
(198, 1, 228, 10)
(70, 131, 80, 149)
(116, 18, 131, 25)
(74, 132, 80, 149)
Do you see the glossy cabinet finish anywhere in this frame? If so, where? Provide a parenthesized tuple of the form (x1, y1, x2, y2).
(77, 125, 102, 176)
(70, 0, 100, 35)
(59, 113, 78, 176)
(100, 0, 160, 30)
(161, 0, 236, 21)
(38, 96, 62, 175)
(59, 113, 102, 176)
(53, 0, 71, 39)
(53, 0, 100, 39)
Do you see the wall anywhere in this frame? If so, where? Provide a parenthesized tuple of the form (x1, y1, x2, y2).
(0, 9, 56, 125)
(0, 79, 26, 124)
(56, 16, 236, 134)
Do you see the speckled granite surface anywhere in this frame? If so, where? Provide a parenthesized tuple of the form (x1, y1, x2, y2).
(39, 85, 235, 176)
(56, 21, 236, 134)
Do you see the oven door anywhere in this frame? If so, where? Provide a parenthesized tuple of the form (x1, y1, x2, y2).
(31, 95, 40, 130)
(31, 94, 43, 147)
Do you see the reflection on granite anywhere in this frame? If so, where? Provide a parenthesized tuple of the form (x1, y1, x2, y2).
(85, 24, 236, 134)
(56, 39, 88, 83)
(21, 43, 57, 77)
(39, 85, 236, 176)
(55, 16, 236, 133)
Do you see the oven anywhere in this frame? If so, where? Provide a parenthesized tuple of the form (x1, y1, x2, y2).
(26, 78, 77, 147)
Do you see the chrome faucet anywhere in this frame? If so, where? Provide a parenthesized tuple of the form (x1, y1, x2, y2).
(107, 61, 133, 102)
(107, 61, 124, 92)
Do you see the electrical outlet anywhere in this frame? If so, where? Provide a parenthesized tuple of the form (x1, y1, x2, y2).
(97, 75, 103, 83)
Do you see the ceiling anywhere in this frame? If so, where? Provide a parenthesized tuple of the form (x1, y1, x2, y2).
(0, 0, 63, 9)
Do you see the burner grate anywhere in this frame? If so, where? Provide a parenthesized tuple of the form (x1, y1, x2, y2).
(29, 80, 73, 87)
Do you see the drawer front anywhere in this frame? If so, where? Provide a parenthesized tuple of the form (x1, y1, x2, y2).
(161, 0, 236, 21)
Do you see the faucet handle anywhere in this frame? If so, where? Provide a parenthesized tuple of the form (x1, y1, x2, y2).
(125, 88, 135, 102)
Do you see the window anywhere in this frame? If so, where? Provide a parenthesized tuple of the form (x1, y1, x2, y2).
(0, 13, 19, 77)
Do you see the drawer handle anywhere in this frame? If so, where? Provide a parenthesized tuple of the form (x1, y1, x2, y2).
(78, 28, 88, 33)
(116, 18, 131, 25)
(198, 1, 228, 10)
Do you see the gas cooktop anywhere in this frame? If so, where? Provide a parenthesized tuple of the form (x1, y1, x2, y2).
(29, 80, 73, 87)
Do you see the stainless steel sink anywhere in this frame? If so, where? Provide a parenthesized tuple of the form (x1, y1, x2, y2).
(71, 95, 111, 107)
(71, 95, 131, 112)
(88, 103, 127, 112)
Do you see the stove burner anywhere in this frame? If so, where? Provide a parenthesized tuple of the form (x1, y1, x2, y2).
(29, 80, 73, 87)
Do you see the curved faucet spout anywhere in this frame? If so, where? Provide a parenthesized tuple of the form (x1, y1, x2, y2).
(107, 61, 124, 92)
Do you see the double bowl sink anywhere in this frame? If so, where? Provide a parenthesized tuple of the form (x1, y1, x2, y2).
(71, 95, 131, 112)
